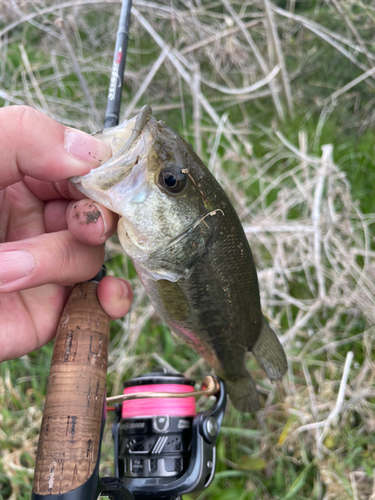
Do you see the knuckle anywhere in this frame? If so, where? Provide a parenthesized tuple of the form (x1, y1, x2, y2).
(51, 232, 76, 271)
(10, 105, 42, 133)
(50, 232, 104, 282)
(0, 106, 48, 160)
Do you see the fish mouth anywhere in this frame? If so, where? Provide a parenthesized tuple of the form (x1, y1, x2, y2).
(69, 105, 154, 193)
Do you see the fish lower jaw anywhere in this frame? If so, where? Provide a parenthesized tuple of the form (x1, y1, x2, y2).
(118, 221, 156, 258)
(118, 222, 189, 281)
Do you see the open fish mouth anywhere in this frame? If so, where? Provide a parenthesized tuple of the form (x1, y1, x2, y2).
(69, 105, 154, 195)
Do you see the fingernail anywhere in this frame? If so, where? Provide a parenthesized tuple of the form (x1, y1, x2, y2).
(0, 250, 35, 285)
(93, 203, 108, 236)
(64, 130, 111, 166)
(118, 279, 131, 300)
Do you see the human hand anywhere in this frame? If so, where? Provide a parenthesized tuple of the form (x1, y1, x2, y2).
(0, 106, 132, 362)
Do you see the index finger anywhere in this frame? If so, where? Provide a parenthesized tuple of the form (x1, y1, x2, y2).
(0, 106, 111, 189)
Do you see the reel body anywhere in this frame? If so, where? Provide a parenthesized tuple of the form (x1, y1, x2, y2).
(110, 370, 227, 499)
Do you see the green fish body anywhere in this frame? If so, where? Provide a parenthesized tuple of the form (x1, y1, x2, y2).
(70, 105, 287, 412)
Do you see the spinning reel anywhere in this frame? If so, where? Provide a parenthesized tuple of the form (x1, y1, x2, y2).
(102, 369, 227, 500)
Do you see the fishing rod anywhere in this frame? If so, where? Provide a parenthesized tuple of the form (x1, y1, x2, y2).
(31, 2, 133, 498)
(31, 3, 226, 499)
(104, 0, 132, 129)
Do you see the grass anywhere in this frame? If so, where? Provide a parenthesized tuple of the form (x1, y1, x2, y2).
(1, 0, 375, 499)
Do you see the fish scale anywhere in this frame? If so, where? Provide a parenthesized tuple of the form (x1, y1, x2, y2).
(70, 105, 287, 412)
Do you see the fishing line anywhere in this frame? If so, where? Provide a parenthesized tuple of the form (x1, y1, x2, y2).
(122, 383, 196, 418)
(110, 369, 227, 493)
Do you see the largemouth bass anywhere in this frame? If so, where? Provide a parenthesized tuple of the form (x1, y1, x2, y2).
(70, 105, 287, 412)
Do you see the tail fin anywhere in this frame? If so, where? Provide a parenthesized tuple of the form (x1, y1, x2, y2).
(225, 374, 260, 413)
(225, 319, 286, 412)
(251, 317, 287, 380)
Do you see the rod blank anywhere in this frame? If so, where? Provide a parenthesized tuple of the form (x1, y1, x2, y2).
(104, 0, 133, 128)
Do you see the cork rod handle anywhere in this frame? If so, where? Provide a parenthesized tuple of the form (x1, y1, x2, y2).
(32, 281, 110, 496)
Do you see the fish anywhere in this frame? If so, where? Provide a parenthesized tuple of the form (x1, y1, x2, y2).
(70, 105, 287, 412)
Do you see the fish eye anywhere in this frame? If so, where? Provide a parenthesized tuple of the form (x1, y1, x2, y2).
(158, 166, 187, 194)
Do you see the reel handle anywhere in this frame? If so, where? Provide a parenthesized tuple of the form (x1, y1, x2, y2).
(32, 281, 110, 498)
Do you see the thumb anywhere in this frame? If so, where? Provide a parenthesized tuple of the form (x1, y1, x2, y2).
(0, 106, 111, 189)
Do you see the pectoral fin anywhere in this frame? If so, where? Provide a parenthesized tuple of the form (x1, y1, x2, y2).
(251, 317, 287, 380)
(155, 280, 190, 321)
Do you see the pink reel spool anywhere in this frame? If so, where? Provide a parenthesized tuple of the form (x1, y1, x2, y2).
(121, 383, 196, 419)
